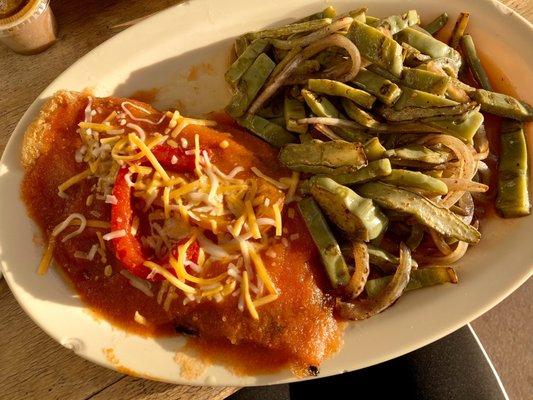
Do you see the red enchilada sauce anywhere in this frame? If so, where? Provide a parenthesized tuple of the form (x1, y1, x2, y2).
(21, 92, 342, 375)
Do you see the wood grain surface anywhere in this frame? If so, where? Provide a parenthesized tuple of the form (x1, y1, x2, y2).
(0, 1, 530, 399)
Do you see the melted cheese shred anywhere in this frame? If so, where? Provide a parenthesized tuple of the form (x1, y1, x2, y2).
(121, 101, 167, 125)
(134, 311, 148, 325)
(169, 234, 228, 285)
(245, 200, 261, 240)
(249, 247, 278, 296)
(37, 237, 56, 275)
(120, 270, 154, 297)
(38, 214, 110, 275)
(96, 231, 107, 263)
(170, 181, 200, 199)
(128, 133, 170, 182)
(103, 111, 117, 123)
(200, 285, 224, 298)
(52, 213, 87, 242)
(253, 293, 279, 308)
(78, 122, 117, 132)
(242, 271, 259, 320)
(72, 219, 111, 229)
(171, 117, 217, 138)
(194, 134, 202, 176)
(111, 135, 166, 162)
(272, 203, 282, 236)
(144, 261, 196, 294)
(162, 187, 171, 219)
(58, 169, 92, 193)
(231, 215, 246, 237)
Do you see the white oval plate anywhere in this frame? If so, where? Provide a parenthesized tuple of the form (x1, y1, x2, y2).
(0, 0, 531, 387)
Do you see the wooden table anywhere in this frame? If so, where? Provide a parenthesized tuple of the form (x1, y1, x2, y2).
(0, 1, 531, 399)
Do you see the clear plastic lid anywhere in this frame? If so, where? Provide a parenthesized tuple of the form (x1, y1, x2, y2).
(0, 0, 57, 54)
(0, 0, 28, 18)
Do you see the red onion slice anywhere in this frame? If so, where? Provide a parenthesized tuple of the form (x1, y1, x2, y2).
(336, 243, 413, 320)
(248, 34, 361, 114)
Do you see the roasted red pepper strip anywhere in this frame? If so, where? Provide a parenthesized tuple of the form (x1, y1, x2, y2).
(111, 168, 199, 279)
(111, 168, 151, 278)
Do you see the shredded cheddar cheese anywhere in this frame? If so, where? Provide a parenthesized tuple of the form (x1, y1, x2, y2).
(103, 111, 117, 123)
(245, 200, 261, 239)
(283, 172, 300, 203)
(171, 117, 217, 137)
(231, 215, 246, 237)
(39, 101, 299, 320)
(242, 271, 259, 320)
(128, 165, 153, 175)
(253, 293, 279, 308)
(167, 139, 179, 148)
(162, 186, 171, 219)
(128, 133, 170, 182)
(194, 134, 202, 176)
(78, 122, 117, 131)
(170, 180, 200, 199)
(221, 279, 237, 296)
(200, 285, 224, 298)
(37, 237, 56, 275)
(58, 169, 92, 193)
(70, 219, 110, 229)
(168, 110, 181, 128)
(99, 136, 121, 145)
(144, 261, 196, 294)
(249, 247, 278, 295)
(170, 253, 228, 285)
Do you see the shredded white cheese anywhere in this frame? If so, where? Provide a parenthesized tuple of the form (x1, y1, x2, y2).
(105, 195, 118, 205)
(102, 230, 126, 241)
(84, 97, 93, 122)
(52, 213, 87, 243)
(121, 101, 166, 125)
(134, 311, 148, 325)
(120, 270, 154, 297)
(126, 122, 147, 141)
(104, 265, 113, 277)
(266, 249, 277, 258)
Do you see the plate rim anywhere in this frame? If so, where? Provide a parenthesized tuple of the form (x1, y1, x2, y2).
(1, 0, 532, 386)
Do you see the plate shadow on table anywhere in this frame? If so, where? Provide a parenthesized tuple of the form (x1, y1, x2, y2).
(229, 326, 507, 400)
